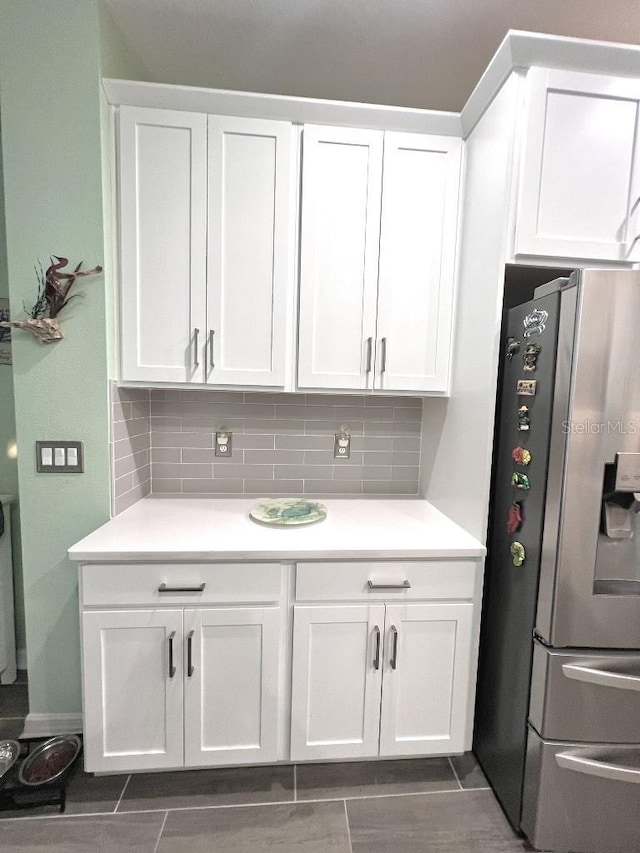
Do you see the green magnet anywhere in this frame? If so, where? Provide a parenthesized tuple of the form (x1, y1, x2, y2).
(517, 406, 530, 431)
(511, 472, 530, 490)
(510, 541, 526, 567)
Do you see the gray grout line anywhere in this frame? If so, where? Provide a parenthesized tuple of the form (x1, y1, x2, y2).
(114, 774, 131, 813)
(152, 811, 169, 853)
(293, 764, 297, 801)
(0, 785, 480, 822)
(447, 756, 464, 791)
(343, 799, 354, 853)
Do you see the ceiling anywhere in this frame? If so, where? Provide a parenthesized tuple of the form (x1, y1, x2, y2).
(101, 0, 640, 111)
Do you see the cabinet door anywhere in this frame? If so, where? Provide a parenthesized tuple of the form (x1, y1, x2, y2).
(82, 609, 183, 772)
(119, 106, 208, 382)
(290, 604, 384, 761)
(298, 126, 383, 389)
(184, 607, 280, 766)
(207, 117, 296, 386)
(515, 68, 640, 262)
(379, 602, 473, 757)
(376, 133, 462, 393)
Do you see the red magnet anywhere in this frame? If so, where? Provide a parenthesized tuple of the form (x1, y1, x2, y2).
(507, 502, 523, 534)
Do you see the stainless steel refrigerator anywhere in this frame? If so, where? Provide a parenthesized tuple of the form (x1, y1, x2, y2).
(474, 268, 640, 853)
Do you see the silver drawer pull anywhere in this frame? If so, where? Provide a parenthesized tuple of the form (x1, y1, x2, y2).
(193, 328, 200, 368)
(367, 580, 411, 590)
(563, 662, 640, 692)
(390, 625, 399, 670)
(373, 625, 381, 670)
(208, 329, 215, 369)
(556, 749, 640, 784)
(187, 630, 195, 677)
(168, 631, 176, 679)
(158, 583, 206, 593)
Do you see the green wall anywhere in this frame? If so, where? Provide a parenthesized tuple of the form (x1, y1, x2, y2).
(0, 0, 111, 718)
(0, 116, 25, 660)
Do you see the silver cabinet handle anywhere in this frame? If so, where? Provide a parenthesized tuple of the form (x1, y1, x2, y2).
(193, 328, 200, 368)
(187, 630, 194, 677)
(208, 329, 215, 369)
(380, 337, 387, 374)
(390, 625, 398, 670)
(367, 580, 411, 590)
(365, 337, 373, 374)
(158, 583, 206, 593)
(556, 749, 640, 784)
(168, 631, 176, 678)
(373, 625, 381, 670)
(562, 662, 640, 692)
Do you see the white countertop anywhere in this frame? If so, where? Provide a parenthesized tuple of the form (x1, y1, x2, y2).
(68, 497, 486, 562)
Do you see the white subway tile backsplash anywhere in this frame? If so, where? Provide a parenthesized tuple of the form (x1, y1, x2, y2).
(111, 386, 422, 503)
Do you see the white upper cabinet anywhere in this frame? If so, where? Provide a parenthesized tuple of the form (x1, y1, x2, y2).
(119, 108, 296, 386)
(298, 125, 461, 394)
(376, 133, 462, 393)
(119, 107, 208, 384)
(207, 117, 296, 386)
(297, 126, 383, 390)
(513, 68, 640, 263)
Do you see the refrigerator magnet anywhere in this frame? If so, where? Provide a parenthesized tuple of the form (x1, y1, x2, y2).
(511, 472, 530, 490)
(517, 406, 530, 431)
(517, 379, 537, 396)
(523, 342, 541, 372)
(507, 502, 523, 534)
(506, 337, 520, 360)
(523, 309, 548, 338)
(511, 446, 531, 466)
(510, 541, 526, 567)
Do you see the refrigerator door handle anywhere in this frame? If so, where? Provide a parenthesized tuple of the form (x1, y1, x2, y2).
(556, 749, 640, 785)
(562, 662, 640, 692)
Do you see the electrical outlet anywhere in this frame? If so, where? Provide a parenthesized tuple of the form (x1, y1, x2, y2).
(334, 432, 351, 459)
(36, 441, 84, 473)
(215, 430, 232, 458)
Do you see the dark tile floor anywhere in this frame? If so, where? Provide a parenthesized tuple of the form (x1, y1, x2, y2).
(0, 753, 533, 852)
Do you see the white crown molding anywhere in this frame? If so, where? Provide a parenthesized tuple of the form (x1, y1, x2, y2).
(102, 78, 462, 136)
(461, 30, 640, 137)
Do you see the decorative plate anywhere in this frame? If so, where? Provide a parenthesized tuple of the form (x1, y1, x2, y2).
(249, 498, 328, 527)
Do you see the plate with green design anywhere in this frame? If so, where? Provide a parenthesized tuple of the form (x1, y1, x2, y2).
(249, 498, 328, 527)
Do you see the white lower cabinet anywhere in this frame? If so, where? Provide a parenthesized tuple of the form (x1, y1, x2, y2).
(82, 609, 185, 773)
(290, 604, 385, 761)
(80, 559, 478, 772)
(82, 605, 281, 773)
(290, 601, 474, 761)
(183, 607, 280, 767)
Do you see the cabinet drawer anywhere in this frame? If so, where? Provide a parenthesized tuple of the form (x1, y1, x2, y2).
(295, 560, 478, 602)
(81, 562, 282, 607)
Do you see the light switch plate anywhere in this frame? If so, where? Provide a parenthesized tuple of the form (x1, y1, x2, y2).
(36, 441, 84, 473)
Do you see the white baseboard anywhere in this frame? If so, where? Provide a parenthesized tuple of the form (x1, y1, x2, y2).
(21, 712, 83, 738)
(16, 648, 27, 671)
